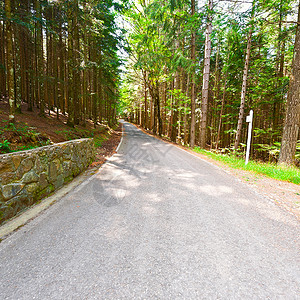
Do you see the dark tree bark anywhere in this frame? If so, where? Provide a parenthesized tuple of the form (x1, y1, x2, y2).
(5, 0, 15, 122)
(278, 0, 300, 165)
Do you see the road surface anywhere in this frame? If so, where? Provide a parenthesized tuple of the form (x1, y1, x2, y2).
(0, 121, 299, 299)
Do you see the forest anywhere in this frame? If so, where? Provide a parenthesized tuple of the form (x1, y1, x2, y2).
(0, 0, 126, 128)
(121, 0, 300, 167)
(0, 0, 300, 167)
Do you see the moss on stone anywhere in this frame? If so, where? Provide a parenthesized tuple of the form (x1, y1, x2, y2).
(0, 138, 95, 224)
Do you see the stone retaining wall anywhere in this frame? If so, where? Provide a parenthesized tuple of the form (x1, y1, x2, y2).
(0, 138, 95, 224)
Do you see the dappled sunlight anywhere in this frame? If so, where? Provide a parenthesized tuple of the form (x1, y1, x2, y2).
(229, 195, 299, 228)
(198, 184, 234, 197)
(105, 224, 129, 240)
(234, 197, 252, 206)
(148, 193, 164, 203)
(175, 172, 195, 179)
(142, 206, 158, 215)
(90, 121, 300, 233)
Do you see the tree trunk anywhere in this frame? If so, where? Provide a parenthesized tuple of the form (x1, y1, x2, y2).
(171, 67, 180, 142)
(216, 71, 228, 149)
(190, 0, 196, 147)
(67, 5, 74, 127)
(73, 0, 80, 125)
(154, 82, 162, 136)
(184, 74, 189, 145)
(234, 6, 254, 150)
(143, 70, 148, 129)
(5, 0, 15, 122)
(0, 20, 6, 98)
(278, 0, 300, 165)
(199, 0, 213, 148)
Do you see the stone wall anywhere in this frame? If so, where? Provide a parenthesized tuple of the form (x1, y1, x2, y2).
(0, 138, 95, 224)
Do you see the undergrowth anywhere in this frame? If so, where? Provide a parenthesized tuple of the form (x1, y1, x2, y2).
(0, 119, 117, 154)
(0, 121, 50, 153)
(54, 124, 113, 149)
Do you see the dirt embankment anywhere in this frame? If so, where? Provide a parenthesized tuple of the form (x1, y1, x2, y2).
(0, 101, 122, 166)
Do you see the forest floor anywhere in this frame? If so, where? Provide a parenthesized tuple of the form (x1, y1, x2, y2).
(133, 124, 300, 221)
(0, 100, 122, 168)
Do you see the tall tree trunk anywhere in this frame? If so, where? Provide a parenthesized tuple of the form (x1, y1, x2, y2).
(36, 0, 45, 117)
(143, 70, 148, 129)
(67, 5, 74, 127)
(234, 4, 254, 150)
(199, 0, 213, 148)
(0, 20, 6, 98)
(73, 0, 80, 125)
(216, 71, 228, 149)
(273, 8, 285, 133)
(154, 82, 162, 136)
(163, 78, 167, 135)
(171, 73, 179, 142)
(210, 45, 219, 148)
(58, 23, 65, 118)
(278, 0, 300, 165)
(190, 0, 196, 147)
(5, 0, 15, 122)
(168, 80, 174, 137)
(171, 38, 180, 142)
(150, 87, 153, 130)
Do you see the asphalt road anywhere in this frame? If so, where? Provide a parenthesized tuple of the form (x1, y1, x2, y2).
(0, 121, 299, 299)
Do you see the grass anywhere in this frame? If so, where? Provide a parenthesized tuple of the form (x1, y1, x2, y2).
(193, 147, 300, 185)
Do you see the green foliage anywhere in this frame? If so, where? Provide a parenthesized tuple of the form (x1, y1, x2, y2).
(54, 126, 111, 149)
(0, 140, 11, 153)
(0, 121, 51, 154)
(94, 135, 108, 148)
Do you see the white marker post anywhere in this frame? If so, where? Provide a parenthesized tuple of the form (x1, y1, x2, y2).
(245, 110, 253, 165)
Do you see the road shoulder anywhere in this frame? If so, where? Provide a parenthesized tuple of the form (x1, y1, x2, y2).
(0, 123, 123, 240)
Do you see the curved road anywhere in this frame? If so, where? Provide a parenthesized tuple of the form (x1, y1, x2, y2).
(0, 121, 299, 299)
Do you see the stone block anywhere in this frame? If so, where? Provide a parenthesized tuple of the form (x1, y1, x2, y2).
(48, 147, 62, 161)
(0, 203, 12, 222)
(48, 159, 62, 183)
(2, 183, 25, 200)
(63, 146, 72, 160)
(39, 173, 48, 190)
(54, 174, 64, 189)
(0, 156, 14, 174)
(12, 155, 23, 170)
(17, 157, 34, 177)
(34, 156, 44, 173)
(62, 161, 72, 178)
(22, 171, 39, 184)
(0, 171, 16, 185)
(25, 182, 39, 194)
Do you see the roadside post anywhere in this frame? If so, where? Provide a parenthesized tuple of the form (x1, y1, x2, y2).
(245, 110, 253, 165)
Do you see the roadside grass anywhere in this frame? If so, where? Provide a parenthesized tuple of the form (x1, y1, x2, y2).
(193, 147, 300, 185)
